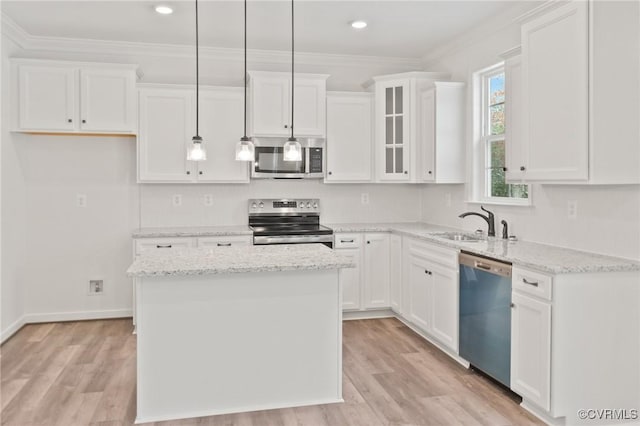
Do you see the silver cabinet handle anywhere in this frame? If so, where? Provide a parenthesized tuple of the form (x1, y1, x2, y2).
(340, 239, 354, 243)
(216, 243, 232, 247)
(522, 278, 539, 287)
(156, 244, 172, 248)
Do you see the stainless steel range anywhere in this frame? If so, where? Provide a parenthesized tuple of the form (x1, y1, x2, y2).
(248, 199, 333, 248)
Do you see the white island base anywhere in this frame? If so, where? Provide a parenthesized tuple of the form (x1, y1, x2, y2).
(134, 269, 343, 424)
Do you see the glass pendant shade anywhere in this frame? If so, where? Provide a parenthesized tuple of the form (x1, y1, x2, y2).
(235, 137, 255, 162)
(283, 138, 302, 162)
(187, 136, 207, 161)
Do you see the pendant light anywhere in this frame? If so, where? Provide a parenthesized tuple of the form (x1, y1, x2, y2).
(235, 0, 255, 162)
(187, 0, 207, 162)
(283, 0, 302, 162)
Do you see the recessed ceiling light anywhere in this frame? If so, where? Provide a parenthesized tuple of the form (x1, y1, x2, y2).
(351, 20, 367, 30)
(155, 5, 173, 15)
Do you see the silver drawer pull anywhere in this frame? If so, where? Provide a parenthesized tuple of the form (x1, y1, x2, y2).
(522, 278, 539, 287)
(216, 243, 232, 247)
(340, 239, 354, 243)
(156, 244, 172, 248)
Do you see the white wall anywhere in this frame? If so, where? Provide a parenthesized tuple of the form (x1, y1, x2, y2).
(1, 35, 27, 340)
(420, 8, 640, 261)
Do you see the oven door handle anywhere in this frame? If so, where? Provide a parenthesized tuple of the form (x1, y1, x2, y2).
(253, 234, 334, 245)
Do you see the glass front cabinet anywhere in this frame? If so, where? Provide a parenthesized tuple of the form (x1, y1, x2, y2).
(373, 72, 450, 183)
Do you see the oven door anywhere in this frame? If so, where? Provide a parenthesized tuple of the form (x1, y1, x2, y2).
(252, 146, 306, 178)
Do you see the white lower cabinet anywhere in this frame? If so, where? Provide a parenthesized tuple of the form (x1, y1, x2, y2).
(403, 238, 459, 352)
(197, 235, 251, 248)
(389, 234, 402, 314)
(511, 290, 551, 411)
(335, 233, 390, 312)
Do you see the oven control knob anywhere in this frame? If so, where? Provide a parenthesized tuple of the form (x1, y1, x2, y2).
(251, 203, 257, 209)
(306, 202, 311, 208)
(312, 202, 318, 209)
(299, 201, 305, 208)
(258, 202, 264, 208)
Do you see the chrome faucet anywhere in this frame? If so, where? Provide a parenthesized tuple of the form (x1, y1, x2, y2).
(458, 206, 496, 237)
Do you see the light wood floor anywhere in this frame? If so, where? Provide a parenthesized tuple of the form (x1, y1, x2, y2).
(1, 318, 542, 426)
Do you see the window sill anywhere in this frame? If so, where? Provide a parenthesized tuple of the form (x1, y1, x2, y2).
(466, 199, 532, 208)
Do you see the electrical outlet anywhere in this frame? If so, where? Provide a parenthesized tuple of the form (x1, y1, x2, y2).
(172, 194, 182, 207)
(88, 279, 103, 295)
(567, 200, 578, 219)
(361, 193, 370, 205)
(203, 194, 214, 207)
(76, 194, 87, 208)
(445, 192, 452, 207)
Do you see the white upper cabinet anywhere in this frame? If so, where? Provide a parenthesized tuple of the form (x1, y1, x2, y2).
(248, 71, 328, 138)
(138, 87, 195, 182)
(418, 82, 465, 183)
(325, 92, 373, 182)
(373, 72, 453, 183)
(18, 64, 76, 131)
(197, 89, 249, 183)
(79, 68, 136, 133)
(15, 59, 137, 134)
(137, 85, 248, 184)
(516, 1, 639, 184)
(521, 1, 589, 181)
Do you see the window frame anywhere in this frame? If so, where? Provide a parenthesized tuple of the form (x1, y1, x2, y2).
(469, 62, 531, 207)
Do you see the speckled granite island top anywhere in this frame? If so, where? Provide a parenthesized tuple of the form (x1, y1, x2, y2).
(127, 244, 355, 277)
(132, 225, 252, 238)
(327, 222, 640, 275)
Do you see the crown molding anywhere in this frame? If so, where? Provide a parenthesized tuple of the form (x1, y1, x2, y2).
(420, 1, 546, 68)
(513, 0, 568, 24)
(0, 12, 422, 70)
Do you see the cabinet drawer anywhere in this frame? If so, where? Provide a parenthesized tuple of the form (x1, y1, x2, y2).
(407, 238, 458, 269)
(135, 238, 194, 255)
(334, 233, 362, 249)
(512, 266, 553, 301)
(197, 235, 252, 248)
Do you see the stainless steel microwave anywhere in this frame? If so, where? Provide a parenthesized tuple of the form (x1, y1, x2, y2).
(251, 138, 325, 179)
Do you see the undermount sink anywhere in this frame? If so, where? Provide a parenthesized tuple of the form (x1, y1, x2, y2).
(433, 232, 483, 242)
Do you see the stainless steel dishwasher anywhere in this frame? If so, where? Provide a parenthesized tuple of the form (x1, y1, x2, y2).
(459, 251, 512, 387)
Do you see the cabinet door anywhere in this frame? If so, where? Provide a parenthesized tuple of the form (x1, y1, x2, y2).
(338, 248, 362, 311)
(325, 93, 373, 182)
(521, 1, 588, 181)
(18, 65, 76, 131)
(504, 55, 525, 181)
(138, 89, 196, 182)
(511, 292, 551, 410)
(377, 80, 410, 181)
(250, 75, 290, 136)
(429, 261, 459, 352)
(293, 77, 326, 137)
(419, 88, 436, 182)
(197, 89, 249, 183)
(389, 234, 402, 314)
(363, 234, 390, 309)
(408, 254, 431, 332)
(80, 68, 136, 133)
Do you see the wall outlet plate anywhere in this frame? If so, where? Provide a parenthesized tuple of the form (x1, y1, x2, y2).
(76, 194, 87, 208)
(172, 194, 182, 207)
(88, 279, 104, 295)
(361, 193, 370, 205)
(567, 200, 578, 219)
(203, 194, 214, 207)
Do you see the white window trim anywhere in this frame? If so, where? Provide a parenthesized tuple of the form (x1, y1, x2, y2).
(469, 62, 531, 207)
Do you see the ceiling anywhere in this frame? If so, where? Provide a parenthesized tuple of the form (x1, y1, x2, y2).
(1, 1, 539, 59)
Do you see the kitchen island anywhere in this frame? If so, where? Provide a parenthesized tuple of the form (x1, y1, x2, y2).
(126, 244, 354, 424)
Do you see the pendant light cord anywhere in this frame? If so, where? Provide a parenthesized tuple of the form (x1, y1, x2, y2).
(195, 0, 200, 137)
(243, 0, 248, 138)
(290, 0, 294, 140)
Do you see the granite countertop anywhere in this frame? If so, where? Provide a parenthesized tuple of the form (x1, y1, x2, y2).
(132, 225, 252, 238)
(127, 244, 354, 277)
(327, 222, 640, 275)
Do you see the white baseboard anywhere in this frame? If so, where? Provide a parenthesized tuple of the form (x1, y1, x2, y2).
(0, 316, 27, 344)
(23, 309, 133, 324)
(520, 400, 562, 426)
(343, 309, 395, 320)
